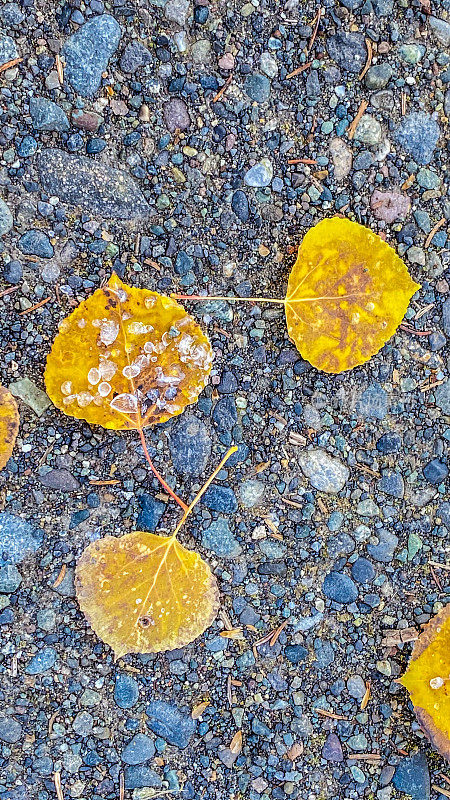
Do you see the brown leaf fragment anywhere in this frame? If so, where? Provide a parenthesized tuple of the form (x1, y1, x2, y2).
(381, 627, 419, 648)
(192, 700, 210, 719)
(229, 730, 243, 755)
(360, 681, 371, 710)
(52, 564, 66, 589)
(287, 741, 304, 761)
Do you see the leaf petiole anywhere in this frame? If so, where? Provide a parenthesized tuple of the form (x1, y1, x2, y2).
(171, 293, 285, 305)
(137, 427, 189, 513)
(171, 445, 238, 540)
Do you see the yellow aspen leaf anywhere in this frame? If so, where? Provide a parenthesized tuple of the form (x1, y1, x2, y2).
(0, 385, 19, 471)
(75, 530, 220, 658)
(45, 274, 212, 430)
(285, 217, 420, 373)
(173, 218, 419, 374)
(399, 605, 450, 761)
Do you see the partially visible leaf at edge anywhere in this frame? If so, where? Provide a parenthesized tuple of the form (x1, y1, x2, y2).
(0, 385, 19, 471)
(285, 217, 420, 373)
(75, 531, 220, 658)
(399, 604, 450, 761)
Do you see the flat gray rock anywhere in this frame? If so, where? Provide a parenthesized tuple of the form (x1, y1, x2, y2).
(0, 513, 44, 565)
(0, 197, 13, 236)
(29, 97, 69, 132)
(297, 448, 350, 494)
(62, 14, 121, 97)
(37, 148, 153, 221)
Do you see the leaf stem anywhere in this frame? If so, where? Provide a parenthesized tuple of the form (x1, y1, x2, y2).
(171, 293, 285, 305)
(137, 427, 189, 513)
(171, 445, 238, 539)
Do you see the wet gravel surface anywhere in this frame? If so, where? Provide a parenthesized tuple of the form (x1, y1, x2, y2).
(0, 0, 449, 798)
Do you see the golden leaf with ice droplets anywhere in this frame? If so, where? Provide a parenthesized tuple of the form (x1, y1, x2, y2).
(0, 385, 19, 471)
(285, 218, 420, 373)
(75, 531, 220, 658)
(45, 274, 212, 430)
(399, 605, 450, 761)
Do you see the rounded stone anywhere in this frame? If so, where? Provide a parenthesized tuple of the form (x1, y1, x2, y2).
(114, 674, 139, 709)
(122, 733, 156, 765)
(322, 571, 358, 603)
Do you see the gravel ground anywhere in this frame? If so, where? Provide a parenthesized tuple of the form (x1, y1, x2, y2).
(0, 0, 449, 799)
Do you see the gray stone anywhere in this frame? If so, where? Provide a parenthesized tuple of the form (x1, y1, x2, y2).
(371, 189, 411, 223)
(201, 517, 242, 558)
(40, 469, 80, 492)
(260, 52, 278, 78)
(120, 40, 152, 73)
(165, 0, 190, 24)
(244, 73, 271, 103)
(0, 33, 18, 65)
(163, 97, 191, 133)
(0, 716, 22, 743)
(62, 14, 122, 97)
(365, 64, 392, 90)
(399, 43, 424, 65)
(322, 733, 343, 762)
(367, 529, 398, 563)
(329, 138, 352, 181)
(18, 230, 54, 259)
(394, 112, 440, 165)
(372, 0, 393, 14)
(29, 97, 69, 132)
(356, 384, 388, 420)
(146, 700, 195, 748)
(122, 733, 155, 765)
(169, 415, 211, 476)
(435, 380, 450, 414)
(354, 115, 382, 146)
(72, 711, 93, 736)
(323, 571, 358, 603)
(326, 32, 367, 74)
(37, 149, 152, 220)
(0, 198, 13, 236)
(0, 513, 44, 565)
(393, 752, 430, 800)
(124, 766, 162, 790)
(114, 674, 139, 709)
(0, 3, 25, 25)
(239, 479, 265, 508)
(244, 158, 273, 188)
(378, 469, 405, 499)
(0, 564, 22, 593)
(25, 646, 57, 674)
(191, 39, 211, 64)
(297, 448, 349, 494)
(347, 675, 366, 699)
(9, 377, 51, 417)
(429, 16, 450, 47)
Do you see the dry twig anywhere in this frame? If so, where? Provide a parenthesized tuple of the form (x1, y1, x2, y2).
(212, 74, 233, 103)
(358, 38, 373, 81)
(425, 217, 445, 248)
(286, 62, 312, 79)
(347, 100, 368, 140)
(18, 296, 51, 315)
(0, 56, 23, 73)
(53, 773, 64, 800)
